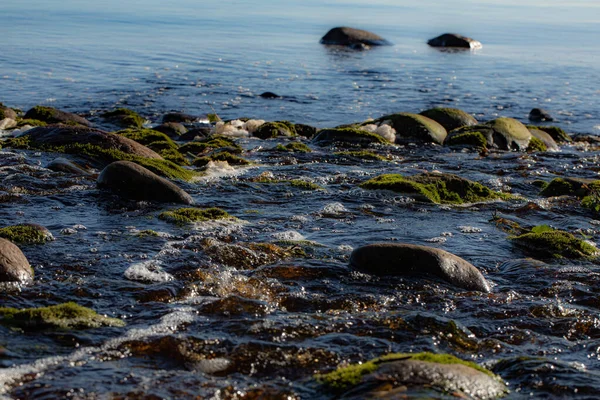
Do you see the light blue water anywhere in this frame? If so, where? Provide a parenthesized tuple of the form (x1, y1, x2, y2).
(1, 0, 599, 132)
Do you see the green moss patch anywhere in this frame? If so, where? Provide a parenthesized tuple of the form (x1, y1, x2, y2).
(511, 228, 597, 259)
(360, 173, 510, 204)
(0, 224, 52, 244)
(179, 136, 242, 155)
(0, 302, 125, 329)
(102, 108, 145, 128)
(373, 113, 447, 144)
(274, 142, 312, 153)
(313, 127, 390, 146)
(334, 150, 391, 161)
(137, 229, 160, 237)
(253, 121, 297, 139)
(446, 131, 487, 149)
(526, 125, 571, 143)
(253, 176, 324, 191)
(540, 178, 600, 198)
(116, 128, 175, 147)
(193, 151, 250, 167)
(158, 207, 233, 224)
(16, 119, 47, 127)
(526, 136, 547, 152)
(316, 352, 496, 391)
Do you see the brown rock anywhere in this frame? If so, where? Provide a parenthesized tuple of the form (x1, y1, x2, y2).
(0, 238, 33, 284)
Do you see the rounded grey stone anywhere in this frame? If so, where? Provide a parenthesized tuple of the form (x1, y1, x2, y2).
(0, 238, 33, 284)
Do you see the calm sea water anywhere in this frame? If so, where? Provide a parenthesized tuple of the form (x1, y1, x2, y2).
(1, 0, 600, 132)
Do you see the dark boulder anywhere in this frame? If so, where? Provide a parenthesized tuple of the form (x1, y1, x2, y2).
(374, 113, 447, 144)
(47, 157, 92, 175)
(320, 27, 390, 47)
(101, 108, 145, 129)
(529, 128, 558, 151)
(350, 243, 491, 292)
(97, 161, 193, 204)
(23, 125, 162, 159)
(529, 108, 553, 122)
(259, 92, 281, 99)
(162, 112, 203, 124)
(428, 33, 482, 49)
(312, 127, 390, 146)
(0, 238, 33, 284)
(419, 107, 478, 131)
(178, 127, 211, 141)
(24, 106, 91, 127)
(153, 122, 187, 138)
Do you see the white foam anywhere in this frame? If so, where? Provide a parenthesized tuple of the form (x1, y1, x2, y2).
(271, 230, 305, 241)
(244, 119, 265, 133)
(124, 261, 174, 283)
(459, 226, 483, 233)
(321, 202, 349, 216)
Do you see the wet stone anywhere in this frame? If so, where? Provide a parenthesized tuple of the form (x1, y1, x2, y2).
(0, 238, 33, 284)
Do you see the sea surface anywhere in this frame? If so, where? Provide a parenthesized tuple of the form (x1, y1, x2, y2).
(2, 1, 600, 399)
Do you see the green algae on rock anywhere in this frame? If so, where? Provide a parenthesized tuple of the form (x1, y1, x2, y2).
(102, 108, 145, 128)
(446, 131, 488, 149)
(526, 125, 571, 143)
(192, 151, 251, 167)
(485, 117, 532, 150)
(540, 177, 600, 198)
(0, 224, 53, 245)
(23, 106, 91, 127)
(526, 136, 547, 152)
(116, 128, 176, 148)
(16, 118, 48, 128)
(273, 142, 312, 153)
(0, 302, 125, 329)
(360, 172, 511, 204)
(511, 228, 597, 259)
(158, 207, 233, 224)
(315, 352, 507, 399)
(179, 136, 243, 155)
(253, 121, 296, 139)
(419, 107, 478, 131)
(373, 112, 447, 144)
(333, 150, 392, 161)
(312, 127, 390, 146)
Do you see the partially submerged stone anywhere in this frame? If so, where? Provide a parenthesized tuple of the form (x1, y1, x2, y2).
(420, 107, 478, 131)
(428, 33, 482, 49)
(312, 127, 390, 146)
(192, 151, 250, 167)
(98, 161, 194, 204)
(360, 172, 510, 204)
(528, 108, 553, 122)
(540, 177, 599, 198)
(373, 113, 447, 144)
(179, 135, 242, 155)
(485, 117, 532, 150)
(273, 142, 312, 153)
(47, 157, 92, 175)
(511, 227, 597, 259)
(526, 136, 547, 152)
(317, 352, 505, 399)
(101, 108, 145, 129)
(158, 207, 233, 224)
(446, 130, 488, 149)
(320, 27, 391, 47)
(253, 121, 296, 139)
(24, 106, 90, 127)
(334, 150, 391, 161)
(0, 302, 125, 329)
(0, 238, 33, 284)
(526, 125, 571, 143)
(350, 243, 491, 292)
(162, 112, 204, 124)
(0, 224, 53, 245)
(153, 122, 187, 138)
(528, 128, 558, 151)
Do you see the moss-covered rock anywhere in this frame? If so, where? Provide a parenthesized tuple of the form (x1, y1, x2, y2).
(0, 302, 125, 329)
(293, 123, 318, 138)
(540, 177, 599, 198)
(485, 117, 532, 150)
(253, 176, 324, 191)
(373, 112, 447, 144)
(273, 142, 312, 153)
(511, 228, 597, 259)
(0, 106, 17, 120)
(16, 118, 48, 128)
(528, 128, 558, 151)
(153, 122, 187, 138)
(420, 107, 478, 131)
(333, 150, 391, 161)
(116, 128, 175, 148)
(320, 27, 391, 47)
(253, 121, 296, 139)
(179, 136, 242, 155)
(526, 136, 547, 152)
(526, 125, 571, 143)
(446, 131, 488, 149)
(192, 151, 251, 167)
(0, 224, 53, 245)
(312, 127, 390, 146)
(158, 207, 233, 224)
(317, 352, 505, 398)
(102, 108, 145, 128)
(360, 172, 511, 204)
(24, 106, 90, 127)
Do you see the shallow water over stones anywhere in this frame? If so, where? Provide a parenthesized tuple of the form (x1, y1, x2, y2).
(1, 132, 600, 398)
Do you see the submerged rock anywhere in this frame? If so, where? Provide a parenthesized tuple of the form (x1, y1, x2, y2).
(511, 227, 597, 259)
(253, 121, 296, 139)
(312, 127, 391, 146)
(428, 33, 482, 49)
(158, 207, 232, 224)
(526, 125, 571, 143)
(317, 352, 505, 399)
(420, 107, 478, 131)
(540, 177, 598, 198)
(350, 243, 491, 292)
(24, 105, 91, 127)
(98, 161, 193, 204)
(528, 108, 554, 122)
(47, 157, 92, 175)
(360, 172, 510, 204)
(320, 27, 390, 47)
(0, 224, 53, 245)
(528, 128, 558, 151)
(0, 238, 33, 284)
(373, 113, 447, 144)
(101, 108, 145, 129)
(454, 117, 532, 151)
(259, 92, 281, 99)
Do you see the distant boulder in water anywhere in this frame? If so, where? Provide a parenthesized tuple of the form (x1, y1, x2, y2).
(428, 33, 482, 49)
(320, 27, 391, 48)
(260, 92, 281, 99)
(529, 108, 554, 122)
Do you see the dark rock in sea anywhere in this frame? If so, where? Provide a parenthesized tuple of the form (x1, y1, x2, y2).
(101, 108, 145, 129)
(374, 112, 447, 144)
(320, 27, 391, 47)
(419, 107, 478, 131)
(428, 33, 482, 49)
(0, 223, 54, 245)
(23, 125, 162, 159)
(260, 92, 281, 99)
(47, 157, 92, 175)
(540, 177, 597, 198)
(451, 117, 532, 151)
(528, 128, 559, 151)
(253, 121, 296, 139)
(526, 125, 571, 143)
(511, 228, 597, 259)
(178, 127, 211, 141)
(24, 106, 91, 127)
(529, 108, 554, 122)
(294, 123, 318, 138)
(0, 105, 17, 121)
(162, 112, 203, 124)
(349, 243, 491, 292)
(312, 127, 390, 147)
(0, 238, 33, 284)
(153, 122, 187, 138)
(97, 161, 193, 204)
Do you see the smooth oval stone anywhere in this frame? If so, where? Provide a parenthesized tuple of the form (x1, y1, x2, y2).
(98, 161, 193, 204)
(0, 118, 17, 130)
(376, 113, 447, 145)
(0, 238, 33, 284)
(485, 117, 532, 151)
(350, 243, 490, 292)
(0, 106, 17, 120)
(529, 128, 559, 151)
(24, 106, 91, 126)
(420, 107, 478, 131)
(529, 108, 554, 122)
(428, 33, 482, 49)
(260, 92, 281, 99)
(320, 27, 390, 47)
(153, 122, 187, 138)
(47, 157, 92, 175)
